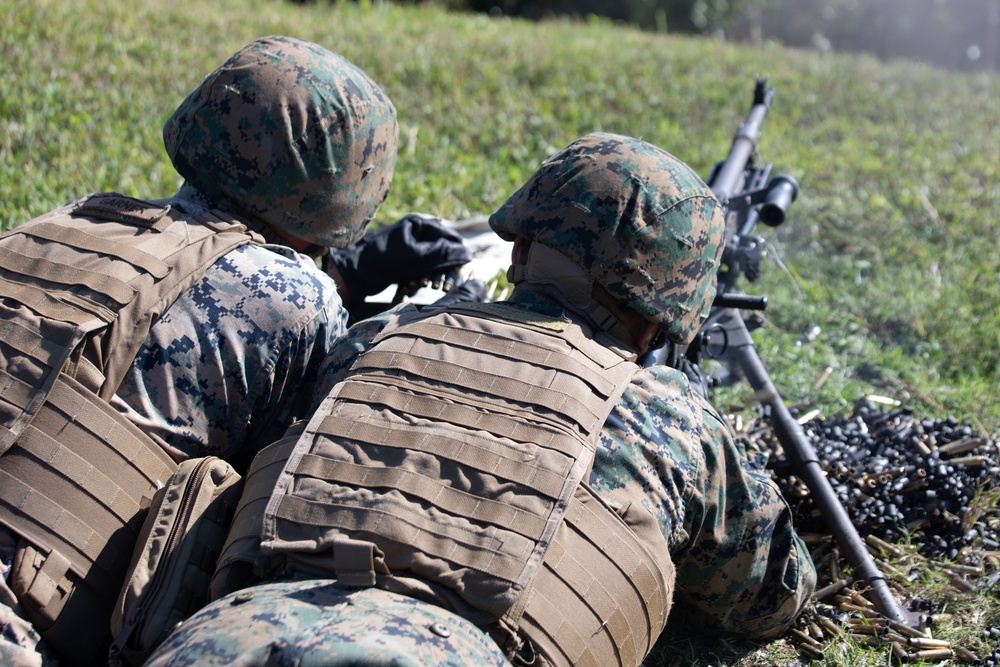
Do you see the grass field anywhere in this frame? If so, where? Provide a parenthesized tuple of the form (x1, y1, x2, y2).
(2, 0, 998, 663)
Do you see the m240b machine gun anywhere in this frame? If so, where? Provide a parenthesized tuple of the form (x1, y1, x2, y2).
(641, 78, 914, 625)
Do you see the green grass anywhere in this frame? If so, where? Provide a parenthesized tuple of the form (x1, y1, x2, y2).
(2, 0, 999, 663)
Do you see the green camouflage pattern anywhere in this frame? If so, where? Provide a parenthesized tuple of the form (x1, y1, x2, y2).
(144, 581, 512, 667)
(164, 35, 398, 249)
(488, 132, 725, 345)
(590, 359, 816, 638)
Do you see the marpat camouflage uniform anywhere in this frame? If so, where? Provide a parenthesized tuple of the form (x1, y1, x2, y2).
(0, 34, 398, 666)
(111, 188, 346, 463)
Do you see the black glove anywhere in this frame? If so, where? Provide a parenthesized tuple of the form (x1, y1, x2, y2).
(325, 214, 472, 303)
(430, 278, 488, 307)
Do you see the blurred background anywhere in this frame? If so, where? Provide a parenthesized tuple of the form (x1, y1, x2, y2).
(343, 0, 1000, 72)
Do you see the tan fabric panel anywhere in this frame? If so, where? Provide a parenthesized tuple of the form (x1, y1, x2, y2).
(314, 413, 573, 499)
(0, 313, 76, 362)
(273, 493, 531, 581)
(0, 194, 256, 665)
(258, 305, 673, 665)
(0, 275, 115, 326)
(516, 486, 675, 667)
(294, 453, 548, 538)
(40, 376, 178, 489)
(0, 246, 137, 306)
(336, 374, 587, 448)
(263, 306, 639, 622)
(375, 319, 618, 394)
(0, 368, 38, 418)
(0, 375, 176, 585)
(352, 329, 617, 434)
(12, 424, 145, 525)
(351, 348, 603, 434)
(22, 222, 171, 279)
(443, 301, 631, 369)
(0, 374, 177, 667)
(0, 303, 85, 455)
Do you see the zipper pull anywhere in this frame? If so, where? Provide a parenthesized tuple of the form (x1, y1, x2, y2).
(109, 606, 145, 666)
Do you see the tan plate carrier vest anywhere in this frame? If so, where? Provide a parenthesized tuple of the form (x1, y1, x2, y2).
(248, 302, 675, 667)
(0, 193, 257, 666)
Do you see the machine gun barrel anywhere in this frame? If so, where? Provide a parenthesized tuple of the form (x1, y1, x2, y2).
(642, 79, 914, 625)
(709, 79, 774, 202)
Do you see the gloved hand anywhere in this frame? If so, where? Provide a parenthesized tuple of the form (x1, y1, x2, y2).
(325, 214, 472, 305)
(430, 278, 488, 307)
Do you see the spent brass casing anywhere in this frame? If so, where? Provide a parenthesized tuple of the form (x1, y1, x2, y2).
(937, 436, 985, 457)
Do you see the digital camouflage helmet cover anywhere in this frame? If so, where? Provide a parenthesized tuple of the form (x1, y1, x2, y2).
(489, 132, 726, 345)
(163, 35, 398, 248)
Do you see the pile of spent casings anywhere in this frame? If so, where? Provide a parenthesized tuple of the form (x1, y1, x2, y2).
(775, 400, 1000, 563)
(739, 399, 1000, 662)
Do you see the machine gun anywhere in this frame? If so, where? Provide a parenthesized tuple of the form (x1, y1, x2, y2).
(641, 79, 914, 625)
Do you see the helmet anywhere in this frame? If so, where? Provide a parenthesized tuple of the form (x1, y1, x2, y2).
(488, 132, 725, 345)
(163, 35, 398, 249)
(145, 581, 512, 667)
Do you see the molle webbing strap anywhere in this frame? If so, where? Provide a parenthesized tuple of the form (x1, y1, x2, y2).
(334, 380, 582, 460)
(293, 453, 548, 539)
(0, 302, 92, 455)
(263, 307, 639, 621)
(0, 278, 111, 328)
(0, 246, 137, 306)
(313, 410, 575, 498)
(516, 485, 674, 667)
(425, 301, 628, 369)
(22, 222, 171, 279)
(362, 319, 619, 391)
(352, 345, 605, 431)
(350, 314, 624, 435)
(0, 373, 177, 599)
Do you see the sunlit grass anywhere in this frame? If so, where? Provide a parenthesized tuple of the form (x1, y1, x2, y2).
(3, 0, 998, 663)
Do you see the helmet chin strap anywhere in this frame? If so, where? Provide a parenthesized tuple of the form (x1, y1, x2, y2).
(507, 240, 640, 349)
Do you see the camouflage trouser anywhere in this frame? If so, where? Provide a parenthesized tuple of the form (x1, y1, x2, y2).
(145, 580, 513, 667)
(0, 529, 58, 667)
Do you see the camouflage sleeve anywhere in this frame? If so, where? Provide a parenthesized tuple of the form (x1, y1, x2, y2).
(306, 302, 420, 415)
(670, 401, 816, 639)
(590, 365, 815, 640)
(590, 364, 706, 548)
(113, 244, 349, 463)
